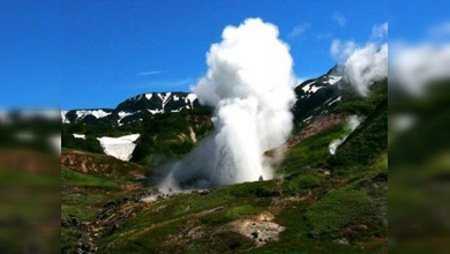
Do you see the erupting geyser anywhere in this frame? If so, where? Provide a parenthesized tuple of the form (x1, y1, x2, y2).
(159, 18, 296, 192)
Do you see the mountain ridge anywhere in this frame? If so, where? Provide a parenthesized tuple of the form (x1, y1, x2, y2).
(62, 92, 200, 126)
(62, 66, 346, 127)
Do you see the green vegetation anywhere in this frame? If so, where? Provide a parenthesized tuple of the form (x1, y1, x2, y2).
(0, 166, 59, 254)
(225, 179, 280, 197)
(279, 125, 347, 175)
(95, 179, 280, 252)
(61, 149, 150, 180)
(62, 167, 119, 188)
(329, 79, 388, 169)
(334, 79, 387, 116)
(61, 133, 103, 154)
(329, 104, 387, 168)
(132, 111, 213, 167)
(0, 167, 59, 187)
(62, 121, 139, 153)
(61, 191, 106, 221)
(284, 170, 322, 194)
(204, 204, 263, 226)
(389, 81, 450, 253)
(305, 188, 374, 234)
(60, 79, 388, 253)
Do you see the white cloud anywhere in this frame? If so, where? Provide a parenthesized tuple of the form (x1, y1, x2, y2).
(428, 22, 450, 38)
(330, 39, 357, 61)
(316, 33, 332, 40)
(343, 43, 388, 96)
(331, 12, 346, 28)
(330, 24, 388, 96)
(140, 77, 194, 89)
(371, 22, 388, 39)
(137, 70, 163, 76)
(391, 43, 450, 96)
(288, 23, 310, 38)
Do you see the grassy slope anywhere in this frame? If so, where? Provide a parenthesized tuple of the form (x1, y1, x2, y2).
(0, 166, 59, 253)
(94, 102, 387, 252)
(131, 110, 213, 168)
(61, 161, 146, 252)
(61, 148, 150, 181)
(62, 167, 120, 188)
(280, 125, 347, 175)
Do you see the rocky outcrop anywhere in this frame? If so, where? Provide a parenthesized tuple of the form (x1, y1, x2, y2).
(227, 212, 285, 246)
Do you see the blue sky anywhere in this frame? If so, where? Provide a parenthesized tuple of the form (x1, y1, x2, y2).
(389, 1, 450, 42)
(0, 0, 61, 109)
(2, 1, 392, 109)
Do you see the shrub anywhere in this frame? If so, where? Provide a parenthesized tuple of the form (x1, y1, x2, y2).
(227, 180, 280, 197)
(284, 172, 321, 194)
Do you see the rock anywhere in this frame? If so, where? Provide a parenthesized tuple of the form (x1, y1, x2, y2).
(228, 218, 285, 246)
(61, 215, 80, 228)
(318, 168, 331, 176)
(255, 211, 275, 222)
(334, 238, 350, 245)
(355, 224, 369, 231)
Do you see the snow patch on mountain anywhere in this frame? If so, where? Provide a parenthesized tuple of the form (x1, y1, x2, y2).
(75, 109, 112, 120)
(187, 93, 198, 104)
(309, 86, 322, 93)
(328, 96, 342, 106)
(145, 93, 153, 100)
(117, 111, 136, 126)
(148, 109, 163, 114)
(118, 111, 133, 119)
(61, 110, 70, 124)
(301, 81, 317, 92)
(97, 134, 140, 161)
(326, 75, 342, 85)
(301, 75, 342, 95)
(72, 133, 86, 140)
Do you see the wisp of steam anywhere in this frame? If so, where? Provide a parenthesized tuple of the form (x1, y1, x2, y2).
(328, 115, 361, 155)
(331, 23, 388, 97)
(159, 18, 296, 192)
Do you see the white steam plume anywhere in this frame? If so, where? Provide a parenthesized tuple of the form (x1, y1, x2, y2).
(159, 18, 296, 192)
(328, 115, 361, 155)
(391, 43, 450, 96)
(331, 23, 388, 96)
